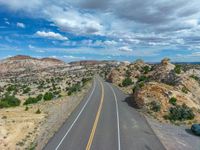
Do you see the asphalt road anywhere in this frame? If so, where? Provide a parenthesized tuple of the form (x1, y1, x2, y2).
(44, 77, 165, 150)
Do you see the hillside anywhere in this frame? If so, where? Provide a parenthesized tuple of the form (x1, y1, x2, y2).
(0, 55, 66, 74)
(0, 55, 114, 150)
(108, 58, 200, 125)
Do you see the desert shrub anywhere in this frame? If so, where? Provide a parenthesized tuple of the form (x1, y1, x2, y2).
(138, 76, 149, 82)
(174, 65, 181, 74)
(166, 104, 195, 121)
(138, 82, 145, 88)
(125, 70, 131, 77)
(23, 94, 43, 105)
(23, 87, 31, 94)
(142, 66, 151, 74)
(24, 97, 37, 105)
(150, 101, 161, 112)
(25, 106, 29, 111)
(132, 86, 137, 93)
(122, 77, 133, 87)
(6, 85, 17, 92)
(35, 108, 41, 114)
(0, 94, 20, 108)
(52, 84, 57, 91)
(51, 78, 55, 83)
(82, 78, 91, 85)
(182, 87, 189, 94)
(169, 97, 177, 105)
(43, 92, 54, 101)
(36, 94, 43, 101)
(67, 83, 81, 96)
(190, 75, 199, 81)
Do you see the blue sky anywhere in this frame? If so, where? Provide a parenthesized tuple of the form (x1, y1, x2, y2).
(0, 0, 200, 62)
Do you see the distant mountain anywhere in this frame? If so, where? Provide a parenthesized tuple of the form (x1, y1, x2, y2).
(0, 55, 66, 73)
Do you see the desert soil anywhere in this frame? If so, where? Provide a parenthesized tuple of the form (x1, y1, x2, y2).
(0, 81, 92, 150)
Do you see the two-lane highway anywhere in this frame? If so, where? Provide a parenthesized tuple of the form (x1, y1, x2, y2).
(44, 76, 165, 150)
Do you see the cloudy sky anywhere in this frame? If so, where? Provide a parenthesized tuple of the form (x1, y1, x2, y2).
(0, 0, 200, 62)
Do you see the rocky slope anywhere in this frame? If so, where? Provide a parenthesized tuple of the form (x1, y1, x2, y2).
(108, 58, 200, 124)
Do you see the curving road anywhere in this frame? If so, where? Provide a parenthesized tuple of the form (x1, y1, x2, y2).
(44, 76, 165, 150)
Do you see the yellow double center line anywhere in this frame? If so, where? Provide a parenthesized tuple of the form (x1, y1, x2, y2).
(86, 80, 104, 150)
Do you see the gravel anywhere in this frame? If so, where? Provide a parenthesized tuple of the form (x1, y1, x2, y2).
(146, 117, 200, 150)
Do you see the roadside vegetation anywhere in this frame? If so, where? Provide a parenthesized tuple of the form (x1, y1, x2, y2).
(122, 77, 133, 87)
(164, 104, 195, 121)
(0, 93, 20, 108)
(0, 76, 93, 108)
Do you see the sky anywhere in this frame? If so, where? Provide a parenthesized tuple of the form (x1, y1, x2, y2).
(0, 0, 200, 62)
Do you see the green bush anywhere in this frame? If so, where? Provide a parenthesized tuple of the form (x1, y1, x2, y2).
(23, 87, 31, 94)
(36, 94, 43, 101)
(182, 87, 189, 94)
(6, 85, 17, 92)
(174, 65, 181, 74)
(36, 108, 41, 114)
(43, 92, 54, 101)
(150, 101, 161, 112)
(67, 83, 81, 96)
(25, 106, 29, 111)
(132, 86, 137, 93)
(142, 66, 151, 74)
(23, 94, 43, 105)
(24, 97, 37, 105)
(169, 97, 177, 105)
(0, 94, 20, 108)
(122, 77, 133, 87)
(166, 104, 195, 121)
(138, 76, 149, 82)
(190, 75, 199, 81)
(125, 70, 131, 77)
(82, 78, 91, 85)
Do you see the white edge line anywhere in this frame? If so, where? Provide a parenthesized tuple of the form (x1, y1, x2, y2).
(107, 83, 121, 150)
(55, 79, 96, 150)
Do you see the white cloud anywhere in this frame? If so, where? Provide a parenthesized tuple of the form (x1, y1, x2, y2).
(28, 44, 34, 49)
(43, 6, 104, 35)
(0, 0, 43, 11)
(1, 0, 200, 58)
(35, 31, 68, 40)
(5, 21, 10, 25)
(183, 19, 199, 27)
(118, 46, 132, 52)
(17, 22, 25, 28)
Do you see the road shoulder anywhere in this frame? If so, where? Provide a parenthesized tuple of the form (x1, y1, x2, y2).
(145, 116, 200, 150)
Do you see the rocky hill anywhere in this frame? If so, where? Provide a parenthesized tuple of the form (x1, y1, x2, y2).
(0, 55, 66, 73)
(108, 58, 200, 124)
(69, 60, 103, 66)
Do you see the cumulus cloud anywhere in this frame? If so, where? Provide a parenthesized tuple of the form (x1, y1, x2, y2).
(118, 46, 132, 52)
(43, 6, 104, 35)
(35, 31, 68, 40)
(1, 0, 200, 58)
(17, 22, 25, 28)
(0, 0, 43, 11)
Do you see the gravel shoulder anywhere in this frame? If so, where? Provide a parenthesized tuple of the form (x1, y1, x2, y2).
(145, 116, 200, 150)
